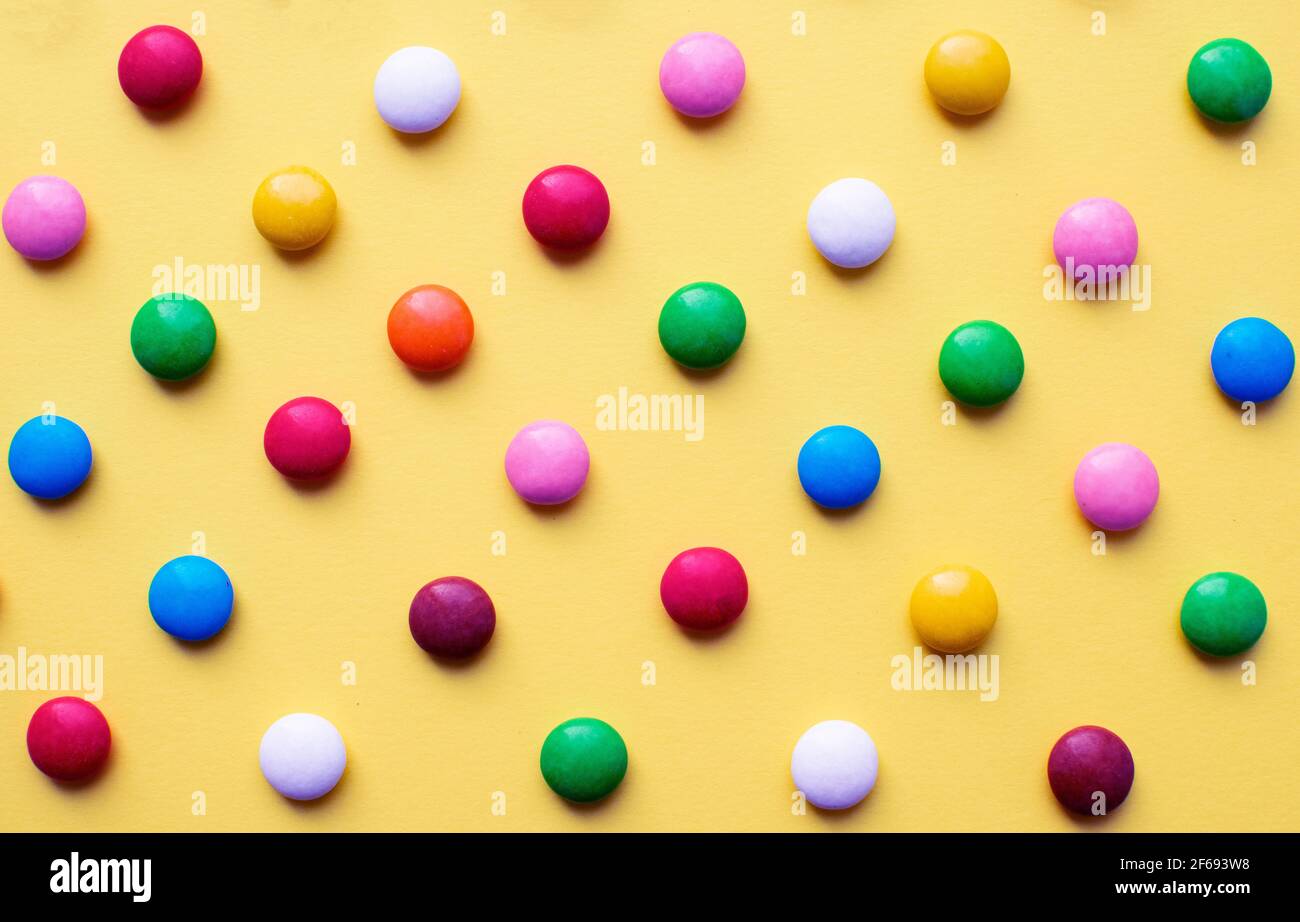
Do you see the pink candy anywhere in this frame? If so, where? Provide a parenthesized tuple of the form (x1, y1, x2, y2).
(504, 420, 589, 505)
(1073, 442, 1159, 531)
(264, 396, 352, 481)
(659, 32, 746, 118)
(1053, 197, 1138, 279)
(3, 176, 87, 261)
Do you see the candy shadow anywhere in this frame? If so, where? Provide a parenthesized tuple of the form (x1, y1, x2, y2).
(171, 604, 235, 657)
(1214, 379, 1289, 418)
(930, 96, 1003, 130)
(153, 347, 219, 394)
(518, 476, 590, 516)
(1186, 93, 1258, 139)
(670, 351, 741, 384)
(389, 96, 463, 149)
(286, 772, 346, 812)
(420, 640, 494, 671)
(136, 79, 206, 125)
(271, 214, 339, 266)
(670, 97, 742, 133)
(283, 464, 351, 494)
(560, 777, 627, 815)
(27, 468, 96, 509)
(402, 347, 473, 385)
(539, 233, 606, 268)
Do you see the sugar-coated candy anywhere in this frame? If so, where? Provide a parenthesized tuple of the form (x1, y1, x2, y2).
(1053, 197, 1138, 280)
(791, 719, 879, 810)
(522, 165, 609, 250)
(1180, 571, 1267, 657)
(27, 697, 111, 783)
(409, 576, 496, 658)
(259, 713, 346, 801)
(1073, 442, 1159, 531)
(2, 176, 86, 261)
(909, 565, 998, 653)
(8, 415, 93, 500)
(374, 46, 461, 133)
(938, 320, 1024, 407)
(807, 178, 896, 269)
(1047, 725, 1134, 815)
(263, 396, 351, 480)
(117, 24, 202, 109)
(797, 425, 881, 509)
(923, 29, 1010, 115)
(1210, 317, 1294, 403)
(148, 555, 234, 642)
(252, 166, 336, 251)
(659, 32, 745, 118)
(130, 293, 216, 381)
(659, 547, 748, 631)
(1187, 38, 1271, 123)
(539, 717, 628, 803)
(387, 285, 474, 372)
(504, 419, 589, 505)
(658, 281, 746, 370)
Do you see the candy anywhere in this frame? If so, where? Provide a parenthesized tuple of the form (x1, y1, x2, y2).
(259, 713, 346, 801)
(27, 697, 111, 782)
(658, 282, 746, 370)
(807, 178, 895, 269)
(1047, 725, 1134, 815)
(522, 165, 610, 250)
(1210, 317, 1294, 403)
(1187, 38, 1271, 123)
(791, 719, 878, 810)
(659, 32, 746, 118)
(504, 420, 589, 505)
(409, 576, 496, 658)
(117, 24, 202, 109)
(8, 415, 93, 500)
(1073, 442, 1159, 531)
(923, 29, 1010, 115)
(910, 565, 998, 653)
(252, 166, 336, 251)
(373, 46, 461, 133)
(148, 555, 234, 642)
(387, 285, 474, 372)
(263, 397, 351, 480)
(130, 293, 216, 381)
(938, 320, 1024, 407)
(797, 425, 881, 509)
(2, 176, 86, 261)
(1053, 198, 1138, 280)
(659, 547, 748, 631)
(1180, 572, 1267, 657)
(539, 717, 628, 803)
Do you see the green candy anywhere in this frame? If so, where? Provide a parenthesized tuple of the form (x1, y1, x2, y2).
(539, 717, 627, 803)
(937, 319, 1024, 407)
(1187, 38, 1272, 123)
(1180, 572, 1267, 657)
(130, 294, 216, 381)
(658, 281, 746, 370)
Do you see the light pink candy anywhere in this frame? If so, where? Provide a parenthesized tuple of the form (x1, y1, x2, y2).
(1052, 197, 1137, 280)
(659, 32, 745, 118)
(504, 420, 589, 505)
(1073, 442, 1159, 531)
(2, 175, 87, 261)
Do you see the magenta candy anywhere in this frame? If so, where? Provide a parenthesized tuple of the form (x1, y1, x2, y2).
(660, 547, 748, 631)
(3, 176, 86, 261)
(1052, 197, 1138, 279)
(1073, 442, 1159, 531)
(409, 576, 496, 658)
(504, 420, 589, 505)
(263, 396, 351, 480)
(659, 32, 746, 118)
(1047, 725, 1134, 815)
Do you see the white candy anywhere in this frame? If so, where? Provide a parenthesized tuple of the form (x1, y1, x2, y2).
(259, 713, 346, 801)
(807, 178, 896, 269)
(791, 719, 879, 810)
(374, 46, 461, 133)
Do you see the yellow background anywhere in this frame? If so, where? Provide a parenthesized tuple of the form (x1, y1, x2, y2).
(1, 0, 1296, 832)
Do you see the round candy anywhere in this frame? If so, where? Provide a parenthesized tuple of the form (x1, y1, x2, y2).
(1210, 317, 1294, 403)
(797, 425, 881, 509)
(791, 719, 878, 810)
(909, 565, 998, 653)
(1187, 38, 1271, 123)
(259, 713, 346, 801)
(8, 415, 93, 500)
(409, 576, 496, 658)
(1047, 725, 1134, 815)
(504, 420, 589, 505)
(539, 717, 628, 803)
(130, 293, 216, 380)
(263, 396, 351, 480)
(374, 45, 461, 133)
(938, 320, 1024, 407)
(659, 32, 746, 118)
(1053, 197, 1138, 280)
(148, 555, 234, 642)
(1180, 572, 1267, 657)
(923, 29, 1010, 115)
(658, 282, 746, 370)
(387, 285, 474, 372)
(807, 178, 896, 269)
(117, 24, 203, 109)
(659, 547, 748, 631)
(1073, 442, 1159, 532)
(252, 166, 336, 251)
(27, 697, 111, 783)
(2, 176, 86, 261)
(522, 165, 609, 250)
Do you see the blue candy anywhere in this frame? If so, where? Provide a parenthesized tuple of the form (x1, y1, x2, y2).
(1211, 317, 1295, 403)
(797, 425, 882, 509)
(149, 555, 234, 641)
(7, 415, 93, 500)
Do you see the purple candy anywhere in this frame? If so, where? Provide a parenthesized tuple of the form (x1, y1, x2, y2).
(1047, 725, 1134, 815)
(659, 32, 746, 118)
(408, 576, 496, 658)
(3, 176, 86, 261)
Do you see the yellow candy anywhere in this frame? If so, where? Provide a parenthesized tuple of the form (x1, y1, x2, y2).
(252, 166, 337, 251)
(909, 565, 998, 653)
(923, 30, 1010, 116)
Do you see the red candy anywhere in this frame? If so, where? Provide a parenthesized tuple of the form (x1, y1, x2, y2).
(409, 576, 496, 658)
(659, 547, 748, 630)
(1047, 725, 1135, 815)
(521, 165, 610, 249)
(117, 25, 203, 109)
(263, 396, 351, 480)
(27, 697, 111, 782)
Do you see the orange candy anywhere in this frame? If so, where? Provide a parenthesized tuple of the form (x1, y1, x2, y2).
(387, 285, 474, 372)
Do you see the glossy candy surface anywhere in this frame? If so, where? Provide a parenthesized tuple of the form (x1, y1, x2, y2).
(923, 30, 1010, 115)
(263, 397, 351, 480)
(27, 697, 111, 782)
(387, 285, 474, 372)
(797, 425, 881, 509)
(409, 576, 496, 658)
(117, 24, 202, 109)
(259, 713, 346, 801)
(909, 565, 998, 653)
(659, 32, 745, 118)
(374, 46, 460, 133)
(1180, 572, 1267, 657)
(8, 415, 93, 500)
(539, 717, 628, 803)
(1073, 442, 1159, 531)
(522, 165, 609, 250)
(938, 320, 1024, 407)
(148, 555, 234, 641)
(1187, 38, 1271, 123)
(130, 293, 216, 380)
(658, 282, 746, 369)
(504, 420, 589, 505)
(659, 547, 748, 631)
(2, 176, 86, 261)
(807, 178, 895, 269)
(1210, 317, 1294, 403)
(791, 719, 879, 810)
(1047, 725, 1134, 815)
(1053, 197, 1138, 279)
(252, 166, 336, 251)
